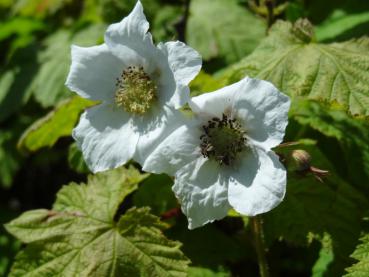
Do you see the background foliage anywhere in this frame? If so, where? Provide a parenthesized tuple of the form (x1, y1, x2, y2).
(1, 0, 369, 276)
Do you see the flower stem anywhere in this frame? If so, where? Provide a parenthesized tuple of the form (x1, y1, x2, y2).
(250, 215, 270, 277)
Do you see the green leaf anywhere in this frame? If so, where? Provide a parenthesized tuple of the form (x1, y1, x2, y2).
(67, 142, 89, 174)
(224, 20, 369, 117)
(0, 209, 21, 276)
(166, 222, 244, 268)
(0, 50, 37, 123)
(133, 173, 177, 216)
(316, 10, 369, 42)
(0, 17, 44, 42)
(188, 267, 231, 277)
(266, 143, 368, 276)
(12, 0, 72, 18)
(5, 167, 189, 276)
(0, 117, 30, 188)
(187, 0, 266, 64)
(311, 234, 334, 277)
(344, 234, 369, 276)
(29, 24, 105, 107)
(18, 96, 95, 152)
(0, 130, 21, 187)
(291, 99, 369, 192)
(189, 71, 226, 97)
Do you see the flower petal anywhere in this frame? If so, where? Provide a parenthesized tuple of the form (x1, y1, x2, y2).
(189, 81, 238, 118)
(73, 103, 139, 173)
(232, 77, 290, 150)
(66, 44, 124, 102)
(228, 148, 286, 216)
(190, 77, 290, 150)
(173, 158, 231, 229)
(158, 41, 202, 108)
(104, 1, 156, 63)
(140, 117, 202, 176)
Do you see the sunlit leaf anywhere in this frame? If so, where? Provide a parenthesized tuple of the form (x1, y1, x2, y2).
(18, 96, 95, 152)
(316, 10, 369, 42)
(5, 167, 189, 276)
(344, 234, 369, 276)
(311, 233, 334, 277)
(0, 17, 44, 42)
(224, 20, 369, 117)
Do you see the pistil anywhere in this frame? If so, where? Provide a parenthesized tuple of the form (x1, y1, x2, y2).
(115, 65, 157, 114)
(200, 113, 247, 166)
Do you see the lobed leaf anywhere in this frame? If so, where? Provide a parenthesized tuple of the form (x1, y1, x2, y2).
(224, 20, 369, 117)
(5, 167, 189, 276)
(345, 234, 369, 276)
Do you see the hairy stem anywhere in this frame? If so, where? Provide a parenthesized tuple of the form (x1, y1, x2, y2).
(250, 215, 270, 277)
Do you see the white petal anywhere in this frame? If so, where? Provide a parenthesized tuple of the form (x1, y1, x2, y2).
(158, 41, 202, 108)
(133, 106, 188, 168)
(104, 1, 156, 63)
(173, 158, 231, 229)
(141, 117, 202, 176)
(228, 148, 286, 216)
(190, 77, 290, 150)
(232, 77, 290, 150)
(189, 81, 238, 118)
(73, 103, 139, 173)
(66, 44, 123, 102)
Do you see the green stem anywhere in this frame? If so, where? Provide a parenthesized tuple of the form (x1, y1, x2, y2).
(250, 215, 270, 277)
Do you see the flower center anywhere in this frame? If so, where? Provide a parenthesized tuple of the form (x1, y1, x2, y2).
(115, 66, 157, 114)
(200, 114, 247, 166)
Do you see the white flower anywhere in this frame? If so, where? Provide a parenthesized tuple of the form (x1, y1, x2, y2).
(143, 77, 291, 229)
(65, 1, 201, 172)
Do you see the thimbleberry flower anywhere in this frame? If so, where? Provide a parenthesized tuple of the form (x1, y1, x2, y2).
(65, 1, 201, 172)
(143, 77, 291, 229)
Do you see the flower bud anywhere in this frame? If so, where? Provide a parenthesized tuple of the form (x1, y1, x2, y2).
(291, 149, 311, 171)
(292, 18, 314, 43)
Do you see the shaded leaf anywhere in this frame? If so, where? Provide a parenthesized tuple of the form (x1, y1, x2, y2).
(67, 142, 89, 174)
(12, 0, 72, 18)
(133, 173, 177, 216)
(187, 0, 266, 64)
(188, 267, 231, 277)
(291, 99, 369, 193)
(29, 24, 105, 107)
(267, 142, 368, 276)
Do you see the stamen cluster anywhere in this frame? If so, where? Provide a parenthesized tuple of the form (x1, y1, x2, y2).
(200, 114, 247, 166)
(115, 66, 157, 114)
